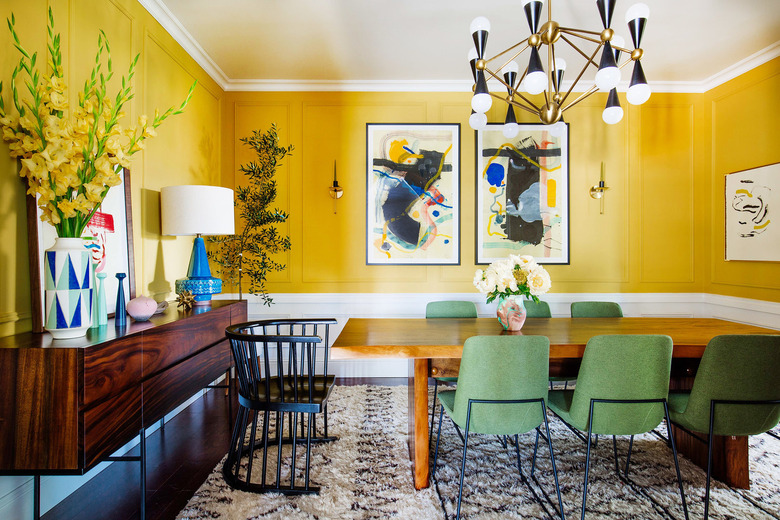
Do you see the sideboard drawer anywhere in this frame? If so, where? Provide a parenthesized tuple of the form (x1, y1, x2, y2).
(141, 339, 230, 428)
(84, 335, 143, 407)
(142, 304, 232, 377)
(83, 384, 142, 469)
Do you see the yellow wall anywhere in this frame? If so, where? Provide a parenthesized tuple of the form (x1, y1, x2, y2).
(0, 0, 223, 336)
(221, 89, 712, 296)
(706, 59, 780, 301)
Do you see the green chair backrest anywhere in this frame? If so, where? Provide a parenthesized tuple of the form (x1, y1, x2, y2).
(569, 334, 672, 435)
(525, 300, 552, 318)
(425, 300, 478, 319)
(681, 335, 780, 436)
(571, 301, 623, 318)
(451, 335, 549, 435)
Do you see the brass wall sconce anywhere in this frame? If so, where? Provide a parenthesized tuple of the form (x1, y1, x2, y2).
(590, 162, 609, 214)
(328, 160, 343, 213)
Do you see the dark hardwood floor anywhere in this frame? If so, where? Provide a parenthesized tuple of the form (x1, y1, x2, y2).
(42, 377, 407, 520)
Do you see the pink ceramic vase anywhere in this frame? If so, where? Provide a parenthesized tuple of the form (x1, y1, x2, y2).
(496, 295, 527, 331)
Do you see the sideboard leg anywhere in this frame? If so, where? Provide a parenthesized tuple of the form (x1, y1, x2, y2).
(140, 429, 146, 520)
(33, 475, 40, 520)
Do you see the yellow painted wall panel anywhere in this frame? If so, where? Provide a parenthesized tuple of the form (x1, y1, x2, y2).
(709, 60, 780, 299)
(639, 103, 695, 283)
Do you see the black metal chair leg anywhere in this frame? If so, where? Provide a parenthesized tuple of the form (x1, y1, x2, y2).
(513, 434, 524, 479)
(246, 411, 259, 485)
(612, 435, 620, 474)
(531, 427, 540, 476)
(581, 404, 595, 520)
(624, 435, 634, 478)
(290, 412, 299, 490)
(430, 379, 439, 446)
(542, 404, 566, 520)
(432, 406, 445, 478)
(665, 404, 689, 520)
(305, 413, 313, 490)
(456, 423, 471, 520)
(705, 402, 717, 520)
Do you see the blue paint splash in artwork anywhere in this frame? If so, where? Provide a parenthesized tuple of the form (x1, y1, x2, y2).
(486, 163, 505, 187)
(373, 169, 452, 209)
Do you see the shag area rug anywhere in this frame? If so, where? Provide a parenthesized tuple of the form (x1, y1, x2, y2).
(178, 385, 780, 519)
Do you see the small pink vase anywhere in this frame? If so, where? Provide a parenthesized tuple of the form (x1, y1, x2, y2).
(496, 295, 527, 331)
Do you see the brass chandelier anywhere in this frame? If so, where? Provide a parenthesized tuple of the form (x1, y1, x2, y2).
(468, 0, 650, 135)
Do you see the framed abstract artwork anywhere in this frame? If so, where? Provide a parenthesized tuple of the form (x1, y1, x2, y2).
(725, 162, 779, 261)
(366, 123, 460, 265)
(26, 167, 136, 332)
(476, 123, 569, 265)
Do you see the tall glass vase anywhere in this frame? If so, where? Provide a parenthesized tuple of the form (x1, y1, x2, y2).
(43, 237, 93, 339)
(496, 294, 527, 331)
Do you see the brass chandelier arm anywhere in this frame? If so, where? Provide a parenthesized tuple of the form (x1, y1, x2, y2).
(560, 34, 600, 69)
(483, 40, 531, 69)
(558, 27, 603, 37)
(558, 28, 604, 46)
(561, 84, 599, 112)
(508, 98, 544, 117)
(558, 39, 603, 107)
(482, 67, 542, 113)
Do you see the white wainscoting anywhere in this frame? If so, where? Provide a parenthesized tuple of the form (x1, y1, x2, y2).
(219, 292, 780, 378)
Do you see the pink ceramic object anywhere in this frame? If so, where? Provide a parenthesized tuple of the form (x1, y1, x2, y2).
(126, 296, 158, 322)
(496, 295, 527, 331)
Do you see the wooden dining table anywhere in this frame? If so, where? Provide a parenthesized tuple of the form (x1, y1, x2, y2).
(330, 317, 778, 490)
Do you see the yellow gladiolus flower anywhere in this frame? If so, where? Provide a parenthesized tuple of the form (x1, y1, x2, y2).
(84, 182, 105, 203)
(49, 75, 66, 93)
(20, 154, 49, 180)
(48, 91, 68, 111)
(57, 198, 79, 219)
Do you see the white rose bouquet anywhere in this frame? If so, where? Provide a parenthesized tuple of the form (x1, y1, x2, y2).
(473, 254, 551, 303)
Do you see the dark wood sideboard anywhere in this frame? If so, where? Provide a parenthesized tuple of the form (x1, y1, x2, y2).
(0, 299, 246, 475)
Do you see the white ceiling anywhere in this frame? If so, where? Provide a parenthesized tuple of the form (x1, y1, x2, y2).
(142, 0, 780, 92)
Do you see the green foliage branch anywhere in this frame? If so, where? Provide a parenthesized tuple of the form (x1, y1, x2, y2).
(208, 124, 293, 306)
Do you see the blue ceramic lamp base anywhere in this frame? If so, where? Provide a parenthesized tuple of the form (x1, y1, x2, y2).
(175, 235, 222, 305)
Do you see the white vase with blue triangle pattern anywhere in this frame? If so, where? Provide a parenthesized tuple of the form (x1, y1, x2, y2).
(43, 237, 93, 339)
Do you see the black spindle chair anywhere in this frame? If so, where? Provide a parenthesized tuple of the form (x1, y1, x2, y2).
(223, 318, 338, 494)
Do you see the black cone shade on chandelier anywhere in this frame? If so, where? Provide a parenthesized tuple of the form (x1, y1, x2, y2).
(468, 0, 651, 129)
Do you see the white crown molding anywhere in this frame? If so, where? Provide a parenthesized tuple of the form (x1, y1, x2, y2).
(137, 0, 779, 95)
(136, 0, 230, 88)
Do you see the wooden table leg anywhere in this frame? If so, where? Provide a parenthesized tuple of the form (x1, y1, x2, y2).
(408, 358, 430, 489)
(671, 424, 750, 489)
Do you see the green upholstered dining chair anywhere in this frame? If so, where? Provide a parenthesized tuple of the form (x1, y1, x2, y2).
(525, 299, 552, 318)
(570, 301, 623, 318)
(425, 301, 478, 444)
(667, 334, 780, 520)
(548, 334, 688, 520)
(432, 335, 564, 520)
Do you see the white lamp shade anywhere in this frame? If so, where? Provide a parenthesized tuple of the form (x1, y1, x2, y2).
(471, 92, 493, 113)
(503, 122, 520, 138)
(626, 82, 651, 105)
(161, 185, 236, 236)
(595, 66, 621, 91)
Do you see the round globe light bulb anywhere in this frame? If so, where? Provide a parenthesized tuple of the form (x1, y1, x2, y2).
(502, 61, 520, 75)
(626, 82, 651, 105)
(468, 48, 479, 61)
(471, 92, 492, 113)
(549, 121, 566, 137)
(469, 111, 488, 130)
(503, 122, 520, 138)
(470, 16, 491, 34)
(595, 66, 621, 91)
(602, 105, 624, 125)
(625, 3, 650, 23)
(611, 35, 626, 50)
(524, 70, 547, 95)
(554, 57, 567, 72)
